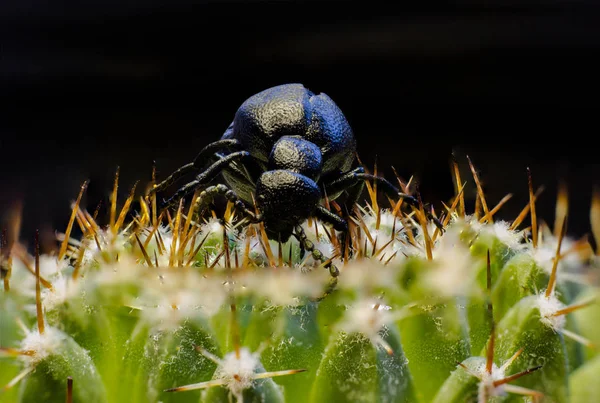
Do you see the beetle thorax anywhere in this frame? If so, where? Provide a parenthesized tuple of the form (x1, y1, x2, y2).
(267, 136, 323, 182)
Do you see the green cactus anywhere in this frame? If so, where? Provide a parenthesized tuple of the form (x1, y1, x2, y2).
(1, 159, 598, 403)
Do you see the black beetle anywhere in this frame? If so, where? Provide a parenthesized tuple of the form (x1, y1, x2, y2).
(149, 84, 442, 276)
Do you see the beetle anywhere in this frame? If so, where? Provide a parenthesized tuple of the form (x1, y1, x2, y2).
(148, 83, 442, 276)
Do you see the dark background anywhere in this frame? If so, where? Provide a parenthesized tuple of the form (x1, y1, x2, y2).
(1, 0, 599, 248)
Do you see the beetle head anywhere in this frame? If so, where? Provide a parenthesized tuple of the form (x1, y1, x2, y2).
(255, 170, 321, 242)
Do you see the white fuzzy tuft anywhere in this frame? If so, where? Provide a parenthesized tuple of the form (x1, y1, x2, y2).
(474, 361, 508, 399)
(18, 326, 65, 366)
(238, 268, 330, 305)
(41, 272, 80, 312)
(489, 221, 526, 250)
(536, 292, 567, 331)
(423, 226, 478, 297)
(337, 260, 399, 291)
(138, 269, 227, 330)
(337, 296, 397, 354)
(214, 348, 261, 397)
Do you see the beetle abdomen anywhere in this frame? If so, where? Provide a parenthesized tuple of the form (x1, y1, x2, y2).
(307, 92, 356, 174)
(221, 83, 357, 188)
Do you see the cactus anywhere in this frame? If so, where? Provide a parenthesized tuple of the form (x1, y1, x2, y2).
(1, 158, 599, 403)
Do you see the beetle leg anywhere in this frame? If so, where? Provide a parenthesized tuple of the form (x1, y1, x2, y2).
(323, 168, 445, 233)
(313, 205, 349, 259)
(160, 151, 254, 210)
(344, 174, 366, 210)
(149, 162, 196, 195)
(355, 173, 445, 232)
(322, 166, 366, 202)
(192, 184, 262, 223)
(294, 224, 339, 277)
(149, 139, 241, 196)
(292, 232, 306, 260)
(211, 151, 257, 187)
(192, 139, 241, 169)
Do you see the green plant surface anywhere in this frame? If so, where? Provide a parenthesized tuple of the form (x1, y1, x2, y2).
(1, 160, 599, 403)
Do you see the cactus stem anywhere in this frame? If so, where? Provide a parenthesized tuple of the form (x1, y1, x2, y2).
(364, 177, 376, 214)
(3, 202, 21, 286)
(208, 250, 226, 270)
(383, 251, 398, 266)
(166, 346, 306, 402)
(1, 366, 34, 392)
(58, 180, 88, 261)
(138, 196, 151, 226)
(458, 348, 543, 402)
(558, 233, 592, 261)
(479, 193, 513, 224)
(485, 250, 495, 375)
(337, 296, 405, 355)
(550, 297, 596, 317)
(142, 213, 162, 250)
(554, 181, 569, 238)
(164, 378, 226, 393)
(253, 369, 308, 379)
(527, 167, 539, 249)
(258, 223, 276, 267)
(224, 224, 232, 270)
(0, 348, 35, 357)
(433, 182, 464, 242)
(74, 206, 93, 237)
(545, 215, 568, 298)
(12, 245, 53, 290)
(492, 365, 543, 387)
(184, 226, 203, 263)
(467, 156, 491, 223)
(154, 224, 166, 254)
(168, 199, 183, 267)
(134, 233, 154, 267)
(1, 229, 10, 291)
(373, 158, 379, 215)
(230, 300, 241, 359)
(450, 153, 466, 217)
(455, 248, 546, 402)
(110, 166, 120, 231)
(353, 208, 375, 247)
(186, 231, 210, 266)
(416, 193, 433, 260)
(498, 348, 524, 373)
(116, 193, 136, 230)
(560, 328, 595, 349)
(510, 185, 544, 231)
(184, 190, 200, 235)
(35, 230, 45, 336)
(66, 377, 73, 403)
(150, 161, 158, 226)
(501, 384, 544, 400)
(165, 210, 174, 231)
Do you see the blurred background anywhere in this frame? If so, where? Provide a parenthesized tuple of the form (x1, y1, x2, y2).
(1, 0, 599, 248)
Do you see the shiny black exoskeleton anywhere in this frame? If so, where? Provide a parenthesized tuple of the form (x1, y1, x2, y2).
(149, 84, 442, 276)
